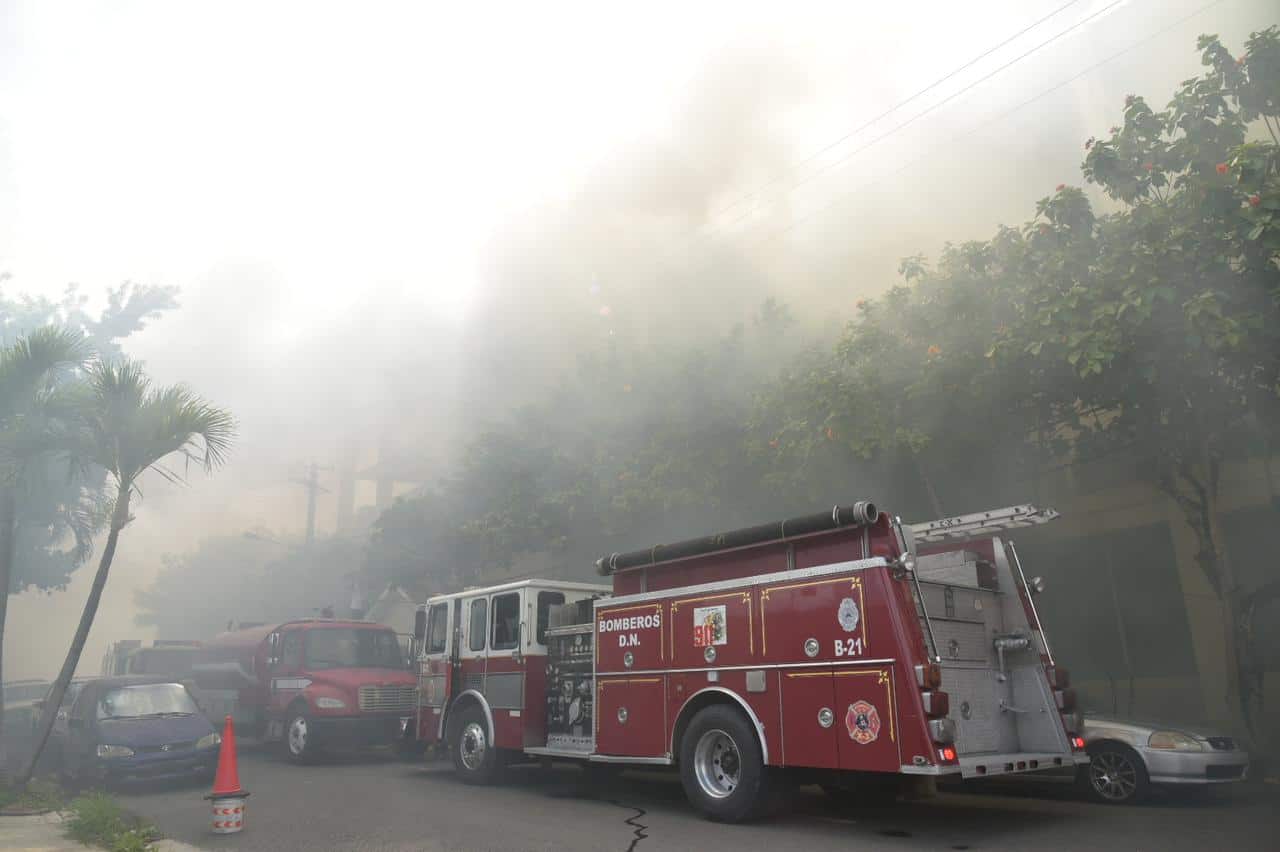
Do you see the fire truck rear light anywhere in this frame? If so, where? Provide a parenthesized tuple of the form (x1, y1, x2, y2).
(1046, 665, 1069, 689)
(1072, 736, 1086, 750)
(928, 718, 956, 744)
(1054, 688, 1077, 711)
(940, 746, 957, 762)
(921, 691, 949, 718)
(915, 662, 942, 689)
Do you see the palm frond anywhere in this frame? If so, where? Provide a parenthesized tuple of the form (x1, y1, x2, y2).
(0, 326, 91, 421)
(83, 358, 236, 484)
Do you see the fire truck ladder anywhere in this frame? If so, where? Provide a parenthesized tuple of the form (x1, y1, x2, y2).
(910, 504, 1061, 666)
(909, 504, 1060, 545)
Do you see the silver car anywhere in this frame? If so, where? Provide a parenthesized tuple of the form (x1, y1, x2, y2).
(1079, 715, 1249, 804)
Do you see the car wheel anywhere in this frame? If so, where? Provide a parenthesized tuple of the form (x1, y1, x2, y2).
(679, 704, 771, 823)
(1082, 743, 1149, 804)
(284, 709, 319, 764)
(448, 705, 501, 784)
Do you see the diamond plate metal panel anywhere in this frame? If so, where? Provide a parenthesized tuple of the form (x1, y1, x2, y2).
(943, 665, 1018, 755)
(929, 618, 991, 664)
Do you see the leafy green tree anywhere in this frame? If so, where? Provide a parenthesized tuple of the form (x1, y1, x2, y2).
(991, 28, 1279, 735)
(0, 328, 92, 770)
(18, 359, 234, 788)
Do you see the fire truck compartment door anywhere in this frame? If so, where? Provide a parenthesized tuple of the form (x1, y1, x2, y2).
(779, 671, 839, 768)
(832, 665, 900, 772)
(596, 677, 666, 758)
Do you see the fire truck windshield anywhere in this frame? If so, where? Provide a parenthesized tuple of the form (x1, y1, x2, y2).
(304, 628, 405, 670)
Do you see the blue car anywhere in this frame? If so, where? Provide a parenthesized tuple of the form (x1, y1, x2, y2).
(51, 676, 221, 787)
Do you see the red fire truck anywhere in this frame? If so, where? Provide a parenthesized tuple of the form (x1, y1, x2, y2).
(191, 618, 417, 762)
(412, 502, 1085, 821)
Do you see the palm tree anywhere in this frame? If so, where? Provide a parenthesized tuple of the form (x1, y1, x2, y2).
(17, 359, 234, 787)
(0, 327, 91, 772)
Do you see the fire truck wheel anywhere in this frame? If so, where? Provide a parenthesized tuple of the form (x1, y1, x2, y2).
(679, 704, 769, 823)
(449, 705, 501, 784)
(285, 708, 320, 764)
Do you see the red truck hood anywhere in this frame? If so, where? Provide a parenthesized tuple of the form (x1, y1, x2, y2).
(306, 668, 416, 689)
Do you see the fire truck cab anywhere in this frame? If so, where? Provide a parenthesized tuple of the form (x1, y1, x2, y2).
(413, 501, 1085, 821)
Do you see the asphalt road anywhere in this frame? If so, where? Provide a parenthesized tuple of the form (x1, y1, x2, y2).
(115, 745, 1276, 852)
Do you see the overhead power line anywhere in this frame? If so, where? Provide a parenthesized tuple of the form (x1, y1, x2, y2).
(705, 0, 1088, 229)
(711, 0, 1126, 237)
(758, 0, 1230, 245)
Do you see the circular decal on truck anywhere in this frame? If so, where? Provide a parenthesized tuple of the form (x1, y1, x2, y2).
(837, 597, 860, 633)
(845, 700, 882, 745)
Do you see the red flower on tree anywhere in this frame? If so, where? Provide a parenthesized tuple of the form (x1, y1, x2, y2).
(825, 427, 835, 441)
(927, 344, 942, 357)
(1143, 162, 1154, 172)
(1056, 183, 1066, 191)
(1248, 195, 1262, 207)
(1216, 163, 1229, 175)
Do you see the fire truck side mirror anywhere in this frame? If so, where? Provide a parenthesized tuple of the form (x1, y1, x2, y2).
(1028, 576, 1047, 595)
(414, 609, 427, 643)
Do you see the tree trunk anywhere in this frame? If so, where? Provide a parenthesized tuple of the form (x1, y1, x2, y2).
(0, 488, 16, 778)
(16, 483, 130, 790)
(1164, 452, 1266, 747)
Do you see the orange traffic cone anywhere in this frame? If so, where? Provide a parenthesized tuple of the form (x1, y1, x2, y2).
(206, 715, 249, 834)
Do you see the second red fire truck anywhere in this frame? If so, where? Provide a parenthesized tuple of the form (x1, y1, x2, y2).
(412, 501, 1085, 821)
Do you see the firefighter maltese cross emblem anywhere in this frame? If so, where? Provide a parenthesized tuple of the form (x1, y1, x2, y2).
(837, 596, 860, 632)
(845, 700, 881, 745)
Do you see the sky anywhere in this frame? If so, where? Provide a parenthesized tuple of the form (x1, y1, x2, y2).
(1, 0, 1276, 679)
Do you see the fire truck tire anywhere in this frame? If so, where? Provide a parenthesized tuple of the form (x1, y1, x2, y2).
(284, 707, 320, 764)
(449, 705, 501, 785)
(678, 704, 770, 823)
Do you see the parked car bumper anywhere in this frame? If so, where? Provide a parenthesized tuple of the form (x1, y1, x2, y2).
(98, 748, 219, 784)
(1140, 747, 1249, 784)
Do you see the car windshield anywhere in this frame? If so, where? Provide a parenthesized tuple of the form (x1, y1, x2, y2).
(304, 628, 404, 670)
(96, 683, 198, 720)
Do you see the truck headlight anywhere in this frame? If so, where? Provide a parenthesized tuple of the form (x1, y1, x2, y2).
(315, 696, 346, 710)
(196, 732, 222, 750)
(96, 744, 134, 758)
(1148, 731, 1203, 751)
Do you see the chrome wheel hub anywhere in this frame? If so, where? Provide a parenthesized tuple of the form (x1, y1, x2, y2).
(460, 722, 487, 771)
(288, 717, 308, 755)
(1090, 751, 1138, 801)
(693, 729, 741, 799)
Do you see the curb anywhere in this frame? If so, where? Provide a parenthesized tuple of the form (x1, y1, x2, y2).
(0, 810, 205, 851)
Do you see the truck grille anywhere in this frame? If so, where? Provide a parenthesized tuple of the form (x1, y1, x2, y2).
(358, 684, 416, 713)
(1206, 737, 1235, 751)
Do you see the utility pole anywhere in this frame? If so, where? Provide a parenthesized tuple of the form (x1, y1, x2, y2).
(291, 462, 331, 550)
